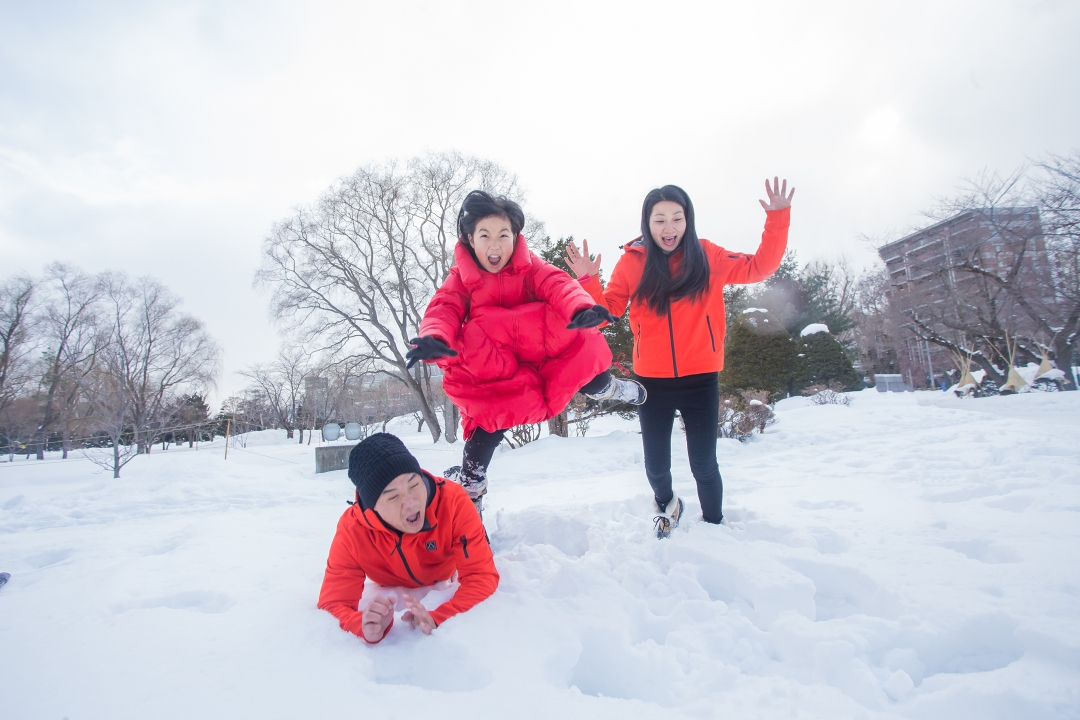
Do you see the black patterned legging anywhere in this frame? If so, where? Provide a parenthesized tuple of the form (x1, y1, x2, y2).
(458, 371, 612, 497)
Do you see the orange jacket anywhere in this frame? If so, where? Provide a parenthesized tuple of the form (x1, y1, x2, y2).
(317, 473, 499, 643)
(582, 207, 790, 378)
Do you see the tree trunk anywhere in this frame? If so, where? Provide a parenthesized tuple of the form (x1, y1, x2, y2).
(442, 402, 459, 444)
(34, 368, 62, 460)
(1054, 330, 1077, 391)
(547, 410, 569, 438)
(113, 440, 121, 479)
(408, 365, 442, 443)
(298, 425, 304, 444)
(286, 426, 294, 439)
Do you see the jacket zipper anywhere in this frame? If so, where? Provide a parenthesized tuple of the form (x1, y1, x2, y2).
(667, 312, 679, 377)
(636, 323, 641, 359)
(394, 537, 422, 585)
(460, 535, 470, 559)
(706, 315, 716, 352)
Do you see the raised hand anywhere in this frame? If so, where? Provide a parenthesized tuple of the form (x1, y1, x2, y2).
(564, 239, 602, 279)
(362, 593, 397, 643)
(402, 593, 436, 635)
(567, 304, 619, 329)
(759, 177, 795, 212)
(405, 336, 458, 369)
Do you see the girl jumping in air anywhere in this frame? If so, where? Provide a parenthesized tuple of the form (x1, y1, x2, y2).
(565, 179, 793, 537)
(407, 190, 646, 514)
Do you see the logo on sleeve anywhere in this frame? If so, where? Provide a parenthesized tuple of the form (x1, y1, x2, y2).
(426, 541, 437, 551)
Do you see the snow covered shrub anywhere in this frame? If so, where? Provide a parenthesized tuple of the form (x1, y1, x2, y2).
(973, 377, 1000, 398)
(1032, 377, 1063, 392)
(792, 326, 860, 394)
(802, 381, 852, 406)
(718, 389, 776, 442)
(567, 394, 597, 436)
(719, 309, 796, 402)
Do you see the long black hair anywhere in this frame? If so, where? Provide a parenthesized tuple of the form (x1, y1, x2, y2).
(632, 185, 710, 315)
(456, 190, 525, 243)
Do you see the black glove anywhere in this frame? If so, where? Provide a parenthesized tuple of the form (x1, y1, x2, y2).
(405, 336, 458, 369)
(566, 304, 619, 329)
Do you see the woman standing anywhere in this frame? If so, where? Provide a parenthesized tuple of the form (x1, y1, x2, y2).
(565, 179, 793, 537)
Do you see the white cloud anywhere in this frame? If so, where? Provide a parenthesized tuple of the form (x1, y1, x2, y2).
(2, 0, 1079, 402)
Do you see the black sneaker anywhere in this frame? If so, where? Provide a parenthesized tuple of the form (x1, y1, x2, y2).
(653, 495, 683, 539)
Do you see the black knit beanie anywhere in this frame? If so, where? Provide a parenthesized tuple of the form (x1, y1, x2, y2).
(348, 433, 422, 510)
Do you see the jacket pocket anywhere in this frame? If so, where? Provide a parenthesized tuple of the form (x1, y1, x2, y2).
(706, 315, 716, 352)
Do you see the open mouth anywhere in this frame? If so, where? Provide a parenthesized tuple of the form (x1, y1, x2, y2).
(487, 254, 503, 267)
(660, 235, 678, 248)
(406, 510, 422, 525)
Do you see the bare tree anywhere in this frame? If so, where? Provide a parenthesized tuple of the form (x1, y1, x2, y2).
(29, 264, 101, 459)
(239, 344, 311, 441)
(1036, 150, 1080, 383)
(99, 274, 220, 453)
(256, 151, 524, 443)
(75, 273, 219, 475)
(849, 267, 900, 379)
(76, 323, 136, 478)
(0, 275, 35, 420)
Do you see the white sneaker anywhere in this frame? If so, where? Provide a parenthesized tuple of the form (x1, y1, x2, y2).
(585, 376, 647, 405)
(653, 494, 683, 539)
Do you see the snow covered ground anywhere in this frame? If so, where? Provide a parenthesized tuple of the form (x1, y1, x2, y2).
(2, 390, 1079, 719)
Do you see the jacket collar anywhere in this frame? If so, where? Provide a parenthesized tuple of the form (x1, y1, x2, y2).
(454, 234, 531, 288)
(356, 470, 442, 536)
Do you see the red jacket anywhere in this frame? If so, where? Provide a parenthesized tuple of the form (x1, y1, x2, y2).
(317, 473, 499, 643)
(419, 238, 612, 438)
(582, 207, 790, 377)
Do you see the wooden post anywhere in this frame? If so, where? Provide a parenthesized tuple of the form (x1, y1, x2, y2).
(224, 418, 231, 460)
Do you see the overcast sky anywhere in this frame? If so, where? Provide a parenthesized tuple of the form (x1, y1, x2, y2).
(2, 0, 1078, 402)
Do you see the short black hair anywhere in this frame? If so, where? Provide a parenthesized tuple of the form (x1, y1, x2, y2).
(457, 190, 526, 243)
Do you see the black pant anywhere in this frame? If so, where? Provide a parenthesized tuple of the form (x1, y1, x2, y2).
(636, 372, 723, 524)
(458, 371, 612, 497)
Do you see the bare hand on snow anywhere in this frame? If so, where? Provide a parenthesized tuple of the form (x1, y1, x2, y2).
(402, 593, 436, 635)
(362, 594, 397, 643)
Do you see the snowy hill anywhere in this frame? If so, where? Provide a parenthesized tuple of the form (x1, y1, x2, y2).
(2, 390, 1079, 718)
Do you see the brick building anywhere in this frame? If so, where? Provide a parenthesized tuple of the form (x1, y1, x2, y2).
(877, 207, 1053, 388)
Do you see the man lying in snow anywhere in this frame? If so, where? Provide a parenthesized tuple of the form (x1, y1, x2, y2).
(317, 433, 499, 644)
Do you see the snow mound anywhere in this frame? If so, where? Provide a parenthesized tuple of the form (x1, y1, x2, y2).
(3, 394, 1080, 717)
(800, 323, 830, 337)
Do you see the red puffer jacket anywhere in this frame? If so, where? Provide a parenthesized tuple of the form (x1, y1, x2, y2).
(317, 474, 499, 643)
(419, 238, 612, 438)
(582, 207, 789, 377)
